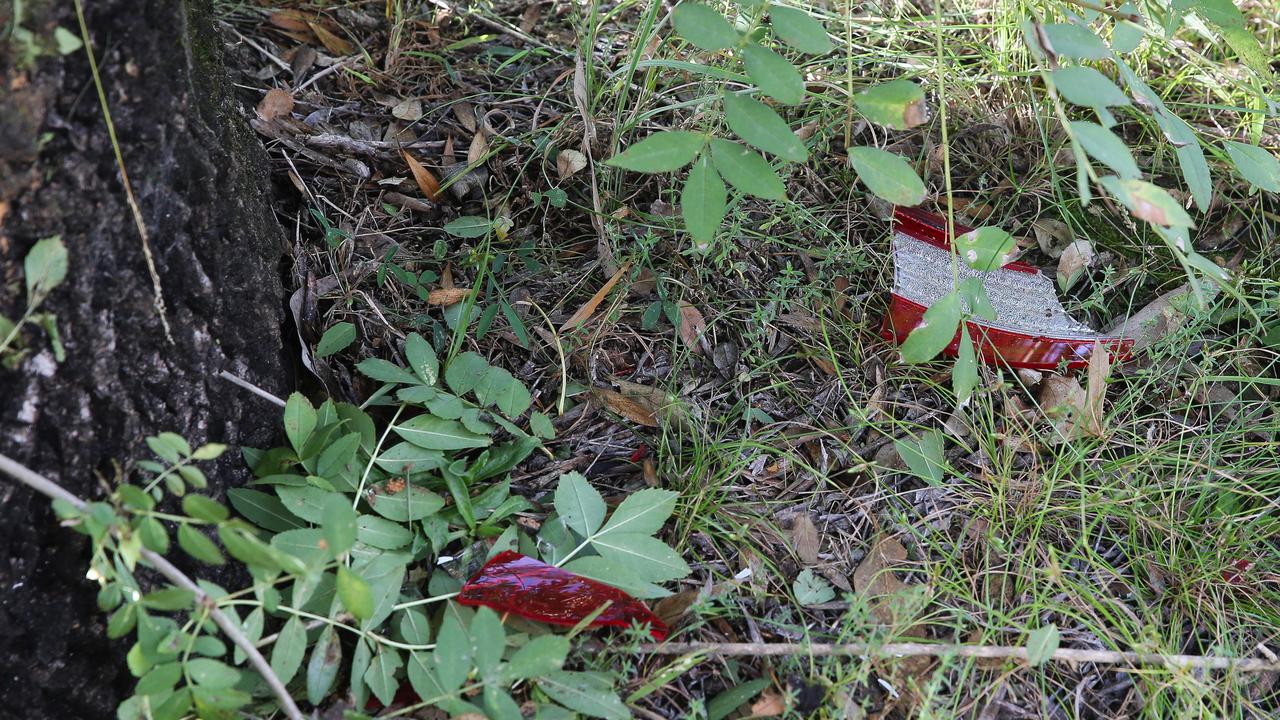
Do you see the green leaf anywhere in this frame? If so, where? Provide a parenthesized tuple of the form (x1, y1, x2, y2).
(350, 638, 372, 709)
(1070, 121, 1139, 179)
(359, 553, 411, 629)
(1224, 141, 1280, 193)
(394, 414, 491, 450)
(894, 429, 946, 485)
(1194, 0, 1275, 80)
(271, 615, 307, 686)
(1041, 22, 1111, 59)
(317, 431, 360, 480)
(530, 411, 556, 439)
(364, 647, 404, 707)
(682, 154, 727, 247)
(23, 235, 68, 298)
(135, 662, 182, 697)
(708, 679, 772, 720)
(138, 516, 170, 553)
(404, 332, 440, 385)
(672, 3, 739, 50)
(606, 131, 706, 172)
(371, 485, 445, 522)
(181, 495, 228, 523)
(723, 93, 808, 162)
(768, 5, 832, 54)
(470, 607, 507, 675)
(399, 609, 432, 644)
(554, 471, 607, 537)
(474, 366, 532, 416)
(187, 659, 240, 690)
(433, 611, 472, 692)
(792, 568, 835, 605)
(272, 528, 330, 566)
(854, 79, 927, 130)
(54, 26, 83, 55)
(1098, 176, 1194, 228)
(1051, 66, 1129, 110)
(1026, 624, 1060, 666)
(276, 485, 331, 523)
(444, 351, 491, 395)
(406, 652, 446, 706)
(709, 139, 786, 200)
(953, 325, 978, 406)
(357, 515, 414, 549)
(316, 322, 356, 358)
(177, 524, 225, 565)
(306, 626, 342, 706)
(539, 671, 630, 720)
(321, 494, 358, 555)
(227, 488, 304, 533)
(374, 441, 446, 475)
(337, 566, 375, 621)
(898, 290, 961, 363)
(847, 147, 925, 206)
(1110, 4, 1144, 53)
(141, 587, 195, 611)
(219, 525, 290, 572)
(444, 216, 491, 238)
(1116, 62, 1212, 211)
(357, 358, 421, 385)
(598, 488, 679, 537)
(504, 636, 570, 680)
(741, 43, 804, 105)
(955, 226, 1016, 271)
(283, 393, 316, 453)
(592, 532, 691, 582)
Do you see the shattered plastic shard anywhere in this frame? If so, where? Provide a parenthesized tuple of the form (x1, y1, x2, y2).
(458, 551, 669, 641)
(881, 207, 1134, 370)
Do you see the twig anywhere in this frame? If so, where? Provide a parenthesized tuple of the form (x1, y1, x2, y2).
(74, 0, 173, 344)
(294, 54, 360, 94)
(217, 370, 286, 407)
(612, 641, 1280, 673)
(0, 453, 306, 720)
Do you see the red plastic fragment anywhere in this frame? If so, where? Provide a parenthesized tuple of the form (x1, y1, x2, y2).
(458, 550, 669, 641)
(881, 207, 1135, 371)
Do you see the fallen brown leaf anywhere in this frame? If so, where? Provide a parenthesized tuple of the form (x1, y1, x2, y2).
(1039, 373, 1087, 441)
(1083, 341, 1110, 436)
(268, 10, 313, 34)
(750, 689, 786, 717)
(427, 288, 470, 307)
(401, 150, 441, 201)
(1056, 238, 1094, 292)
(306, 21, 354, 55)
(468, 130, 489, 166)
(391, 97, 422, 122)
(560, 262, 630, 331)
(591, 387, 658, 427)
(452, 102, 477, 132)
(653, 588, 699, 627)
(256, 88, 294, 122)
(1032, 217, 1074, 258)
(789, 513, 820, 565)
(853, 535, 911, 624)
(556, 149, 588, 179)
(902, 97, 930, 128)
(678, 302, 707, 354)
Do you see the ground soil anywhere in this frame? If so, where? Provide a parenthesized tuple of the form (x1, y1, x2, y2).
(0, 0, 291, 716)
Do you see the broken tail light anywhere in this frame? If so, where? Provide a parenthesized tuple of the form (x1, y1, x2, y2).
(881, 207, 1134, 370)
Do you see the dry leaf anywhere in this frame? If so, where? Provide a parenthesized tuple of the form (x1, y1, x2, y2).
(1039, 373, 1087, 441)
(789, 514, 820, 565)
(653, 588, 699, 627)
(560, 262, 630, 331)
(468, 131, 489, 166)
(268, 10, 313, 34)
(678, 302, 707, 354)
(1083, 341, 1110, 436)
(401, 150, 441, 201)
(391, 97, 422, 122)
(520, 2, 542, 32)
(1032, 218, 1074, 258)
(453, 102, 477, 132)
(750, 689, 786, 717)
(592, 387, 658, 427)
(427, 288, 470, 306)
(256, 88, 294, 122)
(1056, 238, 1094, 292)
(557, 149, 588, 179)
(902, 98, 930, 128)
(853, 535, 910, 624)
(306, 21, 354, 55)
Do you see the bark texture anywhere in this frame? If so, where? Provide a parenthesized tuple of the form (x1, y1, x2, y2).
(0, 0, 290, 715)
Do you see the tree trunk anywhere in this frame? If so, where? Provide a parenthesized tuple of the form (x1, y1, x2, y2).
(0, 0, 290, 715)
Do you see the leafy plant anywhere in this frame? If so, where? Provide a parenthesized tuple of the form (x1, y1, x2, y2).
(1, 235, 69, 368)
(54, 334, 691, 718)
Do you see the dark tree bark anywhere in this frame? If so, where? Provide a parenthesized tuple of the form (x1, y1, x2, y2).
(0, 0, 291, 716)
